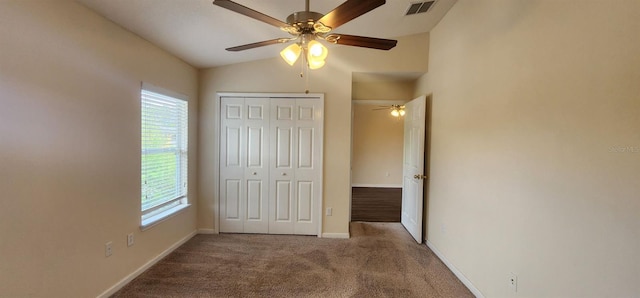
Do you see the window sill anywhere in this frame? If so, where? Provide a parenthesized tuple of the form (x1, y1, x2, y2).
(140, 203, 191, 231)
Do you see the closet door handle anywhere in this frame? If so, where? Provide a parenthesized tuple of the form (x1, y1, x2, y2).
(252, 172, 257, 175)
(281, 173, 287, 176)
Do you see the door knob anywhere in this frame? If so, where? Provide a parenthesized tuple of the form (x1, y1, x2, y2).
(281, 173, 287, 176)
(413, 174, 428, 180)
(252, 172, 257, 175)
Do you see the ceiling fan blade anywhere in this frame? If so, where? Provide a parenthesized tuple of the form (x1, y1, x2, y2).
(317, 0, 385, 30)
(226, 38, 291, 51)
(372, 108, 391, 110)
(213, 0, 290, 29)
(328, 34, 397, 50)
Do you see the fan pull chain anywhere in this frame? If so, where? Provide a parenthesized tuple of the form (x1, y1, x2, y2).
(305, 66, 310, 93)
(300, 50, 304, 78)
(299, 47, 310, 93)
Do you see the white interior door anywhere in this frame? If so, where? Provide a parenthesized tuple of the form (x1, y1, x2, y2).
(220, 97, 270, 233)
(220, 97, 245, 233)
(292, 98, 322, 235)
(219, 94, 323, 236)
(243, 98, 270, 233)
(269, 98, 297, 234)
(268, 98, 322, 235)
(401, 95, 427, 243)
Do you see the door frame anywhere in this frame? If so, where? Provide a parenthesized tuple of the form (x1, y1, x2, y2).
(422, 94, 432, 243)
(349, 99, 412, 219)
(215, 92, 324, 236)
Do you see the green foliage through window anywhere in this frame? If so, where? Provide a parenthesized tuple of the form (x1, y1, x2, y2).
(141, 88, 188, 215)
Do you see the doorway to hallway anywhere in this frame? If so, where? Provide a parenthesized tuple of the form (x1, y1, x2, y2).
(351, 187, 402, 222)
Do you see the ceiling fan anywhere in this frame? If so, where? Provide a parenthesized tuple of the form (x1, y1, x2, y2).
(373, 104, 406, 117)
(212, 0, 398, 69)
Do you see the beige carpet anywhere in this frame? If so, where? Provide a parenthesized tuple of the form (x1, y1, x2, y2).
(112, 222, 473, 297)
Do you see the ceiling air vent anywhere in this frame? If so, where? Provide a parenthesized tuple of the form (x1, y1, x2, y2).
(405, 1, 436, 16)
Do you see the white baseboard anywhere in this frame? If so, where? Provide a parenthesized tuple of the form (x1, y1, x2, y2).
(97, 230, 198, 298)
(351, 184, 402, 188)
(321, 232, 350, 239)
(197, 228, 218, 234)
(426, 240, 485, 298)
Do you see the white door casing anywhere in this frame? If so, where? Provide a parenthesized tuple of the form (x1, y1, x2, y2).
(401, 95, 427, 243)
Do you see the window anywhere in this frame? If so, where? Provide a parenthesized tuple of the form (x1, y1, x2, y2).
(140, 83, 189, 228)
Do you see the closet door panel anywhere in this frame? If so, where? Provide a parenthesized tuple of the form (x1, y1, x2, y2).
(297, 181, 313, 222)
(275, 128, 293, 168)
(225, 127, 242, 167)
(297, 127, 314, 169)
(220, 98, 244, 233)
(269, 99, 296, 234)
(246, 179, 263, 220)
(220, 95, 322, 236)
(224, 179, 242, 219)
(276, 104, 294, 121)
(293, 99, 323, 235)
(243, 98, 269, 233)
(246, 127, 263, 168)
(275, 180, 292, 221)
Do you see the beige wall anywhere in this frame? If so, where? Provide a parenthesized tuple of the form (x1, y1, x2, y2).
(198, 33, 429, 235)
(0, 1, 198, 297)
(351, 103, 405, 187)
(420, 0, 640, 297)
(352, 80, 416, 101)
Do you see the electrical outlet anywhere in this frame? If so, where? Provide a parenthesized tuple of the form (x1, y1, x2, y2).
(326, 207, 332, 216)
(105, 241, 113, 257)
(509, 273, 518, 292)
(127, 233, 134, 247)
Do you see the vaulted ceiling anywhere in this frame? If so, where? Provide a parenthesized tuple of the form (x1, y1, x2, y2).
(78, 0, 457, 69)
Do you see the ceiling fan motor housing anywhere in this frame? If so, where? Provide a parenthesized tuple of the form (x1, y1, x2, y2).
(286, 11, 325, 34)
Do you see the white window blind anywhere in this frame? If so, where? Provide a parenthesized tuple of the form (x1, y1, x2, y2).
(141, 85, 188, 227)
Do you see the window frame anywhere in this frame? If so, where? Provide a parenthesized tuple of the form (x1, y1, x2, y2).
(140, 82, 190, 230)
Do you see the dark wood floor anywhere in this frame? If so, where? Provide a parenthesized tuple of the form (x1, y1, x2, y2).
(351, 187, 402, 222)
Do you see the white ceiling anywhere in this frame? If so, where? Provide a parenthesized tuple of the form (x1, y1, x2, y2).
(77, 0, 457, 69)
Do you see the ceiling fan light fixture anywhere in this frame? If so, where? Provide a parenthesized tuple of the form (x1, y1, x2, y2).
(280, 43, 301, 66)
(307, 40, 328, 61)
(308, 59, 325, 70)
(390, 105, 406, 117)
(303, 39, 328, 69)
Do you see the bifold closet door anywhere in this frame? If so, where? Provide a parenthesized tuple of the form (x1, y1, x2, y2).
(220, 97, 269, 233)
(269, 98, 322, 235)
